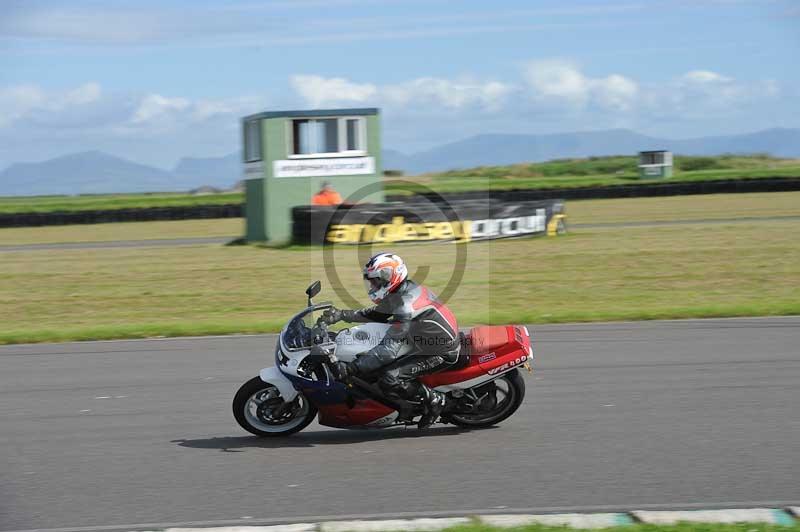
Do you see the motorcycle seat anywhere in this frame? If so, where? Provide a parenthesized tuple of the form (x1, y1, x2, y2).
(468, 325, 511, 354)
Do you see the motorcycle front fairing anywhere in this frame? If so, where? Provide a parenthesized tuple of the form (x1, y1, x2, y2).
(263, 304, 350, 406)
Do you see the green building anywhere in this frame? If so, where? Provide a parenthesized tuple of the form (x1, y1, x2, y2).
(241, 108, 384, 243)
(638, 150, 673, 179)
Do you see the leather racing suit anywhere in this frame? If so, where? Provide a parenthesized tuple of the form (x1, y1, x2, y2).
(339, 279, 459, 405)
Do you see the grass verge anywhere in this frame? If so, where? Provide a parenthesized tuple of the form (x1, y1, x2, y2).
(0, 218, 243, 246)
(0, 191, 242, 214)
(444, 523, 798, 532)
(565, 191, 800, 224)
(2, 208, 798, 344)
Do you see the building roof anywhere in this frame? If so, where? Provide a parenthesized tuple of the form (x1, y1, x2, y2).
(242, 107, 379, 121)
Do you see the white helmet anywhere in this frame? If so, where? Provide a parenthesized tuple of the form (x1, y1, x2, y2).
(362, 252, 408, 303)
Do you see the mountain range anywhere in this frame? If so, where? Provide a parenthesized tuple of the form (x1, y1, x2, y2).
(2, 128, 800, 196)
(385, 127, 800, 174)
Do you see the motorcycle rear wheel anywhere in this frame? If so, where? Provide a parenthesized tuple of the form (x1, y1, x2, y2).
(447, 369, 526, 428)
(233, 376, 317, 437)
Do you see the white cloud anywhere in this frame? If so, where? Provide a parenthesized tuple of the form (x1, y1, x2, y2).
(383, 78, 515, 110)
(0, 82, 264, 137)
(522, 62, 780, 117)
(651, 69, 780, 115)
(64, 82, 102, 105)
(0, 82, 103, 127)
(0, 81, 271, 168)
(524, 59, 591, 103)
(523, 59, 639, 111)
(681, 70, 733, 84)
(0, 85, 46, 126)
(0, 64, 784, 170)
(593, 74, 639, 111)
(191, 98, 253, 121)
(130, 94, 191, 125)
(291, 74, 515, 111)
(290, 75, 377, 108)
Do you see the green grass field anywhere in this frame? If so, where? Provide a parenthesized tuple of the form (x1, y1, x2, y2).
(0, 191, 242, 214)
(0, 218, 243, 246)
(1, 192, 798, 344)
(565, 191, 800, 223)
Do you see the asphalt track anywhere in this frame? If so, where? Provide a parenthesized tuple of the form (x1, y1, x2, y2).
(2, 318, 799, 531)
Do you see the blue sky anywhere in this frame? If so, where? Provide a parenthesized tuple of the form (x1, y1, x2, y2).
(1, 0, 798, 169)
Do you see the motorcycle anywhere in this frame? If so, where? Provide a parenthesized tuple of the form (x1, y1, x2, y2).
(233, 281, 533, 436)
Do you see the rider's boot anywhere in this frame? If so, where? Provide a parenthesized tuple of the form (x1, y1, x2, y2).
(417, 384, 446, 429)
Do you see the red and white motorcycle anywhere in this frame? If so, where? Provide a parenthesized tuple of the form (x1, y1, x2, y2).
(233, 281, 532, 436)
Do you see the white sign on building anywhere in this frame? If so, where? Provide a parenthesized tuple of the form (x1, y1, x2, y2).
(273, 157, 375, 178)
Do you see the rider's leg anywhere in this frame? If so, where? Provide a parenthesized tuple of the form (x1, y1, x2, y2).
(378, 354, 449, 427)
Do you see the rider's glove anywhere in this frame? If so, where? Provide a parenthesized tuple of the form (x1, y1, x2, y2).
(335, 360, 357, 380)
(322, 307, 343, 325)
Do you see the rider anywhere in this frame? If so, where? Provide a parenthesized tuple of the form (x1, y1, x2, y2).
(323, 252, 459, 428)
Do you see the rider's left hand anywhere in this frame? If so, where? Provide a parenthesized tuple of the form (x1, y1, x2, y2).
(322, 307, 343, 325)
(335, 360, 357, 380)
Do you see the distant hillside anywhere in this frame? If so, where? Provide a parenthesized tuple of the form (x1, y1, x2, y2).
(394, 127, 800, 174)
(173, 152, 240, 188)
(382, 149, 415, 173)
(2, 128, 799, 195)
(0, 151, 175, 196)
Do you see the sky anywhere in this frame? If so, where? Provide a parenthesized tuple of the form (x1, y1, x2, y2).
(1, 0, 798, 170)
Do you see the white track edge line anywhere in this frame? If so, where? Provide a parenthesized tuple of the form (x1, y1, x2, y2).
(4, 501, 799, 532)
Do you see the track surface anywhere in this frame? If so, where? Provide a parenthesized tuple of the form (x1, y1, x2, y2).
(2, 318, 798, 531)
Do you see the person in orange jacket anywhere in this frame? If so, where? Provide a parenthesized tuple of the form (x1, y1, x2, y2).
(311, 181, 343, 206)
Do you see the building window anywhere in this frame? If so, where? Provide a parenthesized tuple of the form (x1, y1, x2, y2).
(290, 117, 366, 157)
(293, 119, 338, 155)
(244, 119, 262, 162)
(640, 152, 666, 165)
(343, 118, 364, 152)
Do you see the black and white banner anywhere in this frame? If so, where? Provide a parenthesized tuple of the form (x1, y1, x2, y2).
(292, 199, 566, 245)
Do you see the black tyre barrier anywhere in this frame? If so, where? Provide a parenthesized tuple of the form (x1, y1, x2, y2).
(5, 176, 796, 230)
(0, 204, 243, 228)
(386, 176, 800, 203)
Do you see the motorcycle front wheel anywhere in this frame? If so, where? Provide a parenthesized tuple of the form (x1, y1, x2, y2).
(232, 377, 317, 437)
(447, 369, 526, 428)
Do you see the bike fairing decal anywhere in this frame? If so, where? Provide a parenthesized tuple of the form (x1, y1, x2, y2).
(478, 352, 497, 363)
(485, 354, 528, 375)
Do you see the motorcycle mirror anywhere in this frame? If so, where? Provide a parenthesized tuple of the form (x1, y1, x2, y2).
(306, 280, 321, 305)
